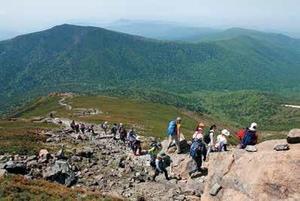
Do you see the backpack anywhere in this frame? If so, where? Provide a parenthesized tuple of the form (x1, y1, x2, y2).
(236, 129, 246, 141)
(163, 155, 172, 167)
(167, 121, 176, 136)
(190, 141, 201, 158)
(203, 131, 211, 144)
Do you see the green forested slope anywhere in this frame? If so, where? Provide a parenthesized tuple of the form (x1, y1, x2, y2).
(0, 24, 300, 115)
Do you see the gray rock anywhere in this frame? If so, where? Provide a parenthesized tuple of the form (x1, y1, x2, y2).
(287, 129, 300, 144)
(43, 160, 76, 187)
(55, 149, 65, 159)
(4, 161, 27, 174)
(274, 144, 289, 151)
(27, 155, 37, 162)
(245, 145, 257, 152)
(210, 183, 222, 196)
(26, 160, 38, 168)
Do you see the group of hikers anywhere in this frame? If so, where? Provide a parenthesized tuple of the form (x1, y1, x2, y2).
(69, 117, 258, 181)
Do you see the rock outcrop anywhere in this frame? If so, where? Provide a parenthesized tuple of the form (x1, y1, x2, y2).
(201, 139, 300, 201)
(287, 129, 300, 144)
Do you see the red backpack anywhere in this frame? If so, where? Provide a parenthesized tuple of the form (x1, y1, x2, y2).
(236, 129, 246, 141)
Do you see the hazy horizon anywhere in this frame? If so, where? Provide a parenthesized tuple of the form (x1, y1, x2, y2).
(1, 0, 300, 39)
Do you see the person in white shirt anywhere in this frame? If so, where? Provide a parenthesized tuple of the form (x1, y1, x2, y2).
(206, 125, 217, 155)
(192, 122, 205, 141)
(215, 129, 230, 152)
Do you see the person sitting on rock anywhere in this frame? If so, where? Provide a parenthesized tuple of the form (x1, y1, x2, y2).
(152, 151, 171, 181)
(190, 138, 207, 174)
(241, 123, 258, 149)
(215, 129, 230, 151)
(148, 142, 162, 168)
(101, 121, 109, 134)
(193, 122, 205, 141)
(80, 123, 86, 134)
(167, 117, 182, 154)
(111, 123, 118, 139)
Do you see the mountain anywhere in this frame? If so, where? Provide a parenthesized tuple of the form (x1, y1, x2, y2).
(105, 19, 219, 41)
(0, 24, 300, 115)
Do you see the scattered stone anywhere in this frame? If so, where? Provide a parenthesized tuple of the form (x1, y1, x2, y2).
(43, 160, 76, 187)
(26, 155, 37, 162)
(287, 129, 300, 144)
(209, 183, 222, 196)
(274, 144, 289, 151)
(245, 145, 257, 152)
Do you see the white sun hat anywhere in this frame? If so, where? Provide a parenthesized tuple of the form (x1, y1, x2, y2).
(249, 122, 257, 131)
(221, 129, 230, 136)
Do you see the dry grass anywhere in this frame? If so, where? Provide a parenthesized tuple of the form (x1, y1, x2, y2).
(0, 175, 122, 201)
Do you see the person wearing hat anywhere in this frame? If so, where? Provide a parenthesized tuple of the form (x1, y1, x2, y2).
(152, 151, 171, 181)
(241, 122, 258, 148)
(167, 117, 182, 154)
(215, 129, 230, 152)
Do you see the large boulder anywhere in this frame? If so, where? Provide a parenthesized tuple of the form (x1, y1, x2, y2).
(287, 129, 300, 144)
(43, 160, 76, 186)
(202, 139, 300, 201)
(4, 161, 27, 175)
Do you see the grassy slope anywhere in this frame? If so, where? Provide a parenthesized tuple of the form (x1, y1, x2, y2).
(0, 175, 118, 201)
(15, 95, 200, 139)
(0, 120, 58, 155)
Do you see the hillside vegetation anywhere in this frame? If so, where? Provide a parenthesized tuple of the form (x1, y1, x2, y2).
(1, 24, 300, 116)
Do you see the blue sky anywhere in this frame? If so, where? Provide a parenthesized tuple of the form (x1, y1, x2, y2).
(0, 0, 299, 35)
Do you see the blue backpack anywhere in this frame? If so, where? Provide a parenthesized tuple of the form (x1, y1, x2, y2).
(190, 140, 205, 158)
(167, 120, 176, 136)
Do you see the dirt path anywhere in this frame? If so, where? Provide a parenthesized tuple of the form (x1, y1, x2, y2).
(283, 104, 300, 109)
(58, 97, 72, 110)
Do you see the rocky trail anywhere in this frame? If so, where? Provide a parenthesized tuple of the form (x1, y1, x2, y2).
(1, 97, 300, 200)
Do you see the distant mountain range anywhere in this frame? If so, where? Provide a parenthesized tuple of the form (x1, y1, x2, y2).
(0, 24, 300, 114)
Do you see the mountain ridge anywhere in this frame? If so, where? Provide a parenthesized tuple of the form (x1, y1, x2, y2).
(0, 24, 300, 115)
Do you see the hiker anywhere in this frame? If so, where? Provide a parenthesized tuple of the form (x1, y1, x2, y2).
(205, 124, 217, 155)
(87, 125, 95, 134)
(148, 142, 162, 169)
(190, 138, 207, 173)
(132, 136, 142, 156)
(70, 120, 76, 131)
(215, 129, 230, 152)
(80, 123, 86, 134)
(127, 128, 137, 150)
(119, 126, 127, 143)
(75, 124, 80, 133)
(152, 151, 171, 181)
(111, 123, 118, 139)
(101, 121, 109, 134)
(167, 117, 182, 154)
(193, 122, 205, 141)
(241, 123, 258, 148)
